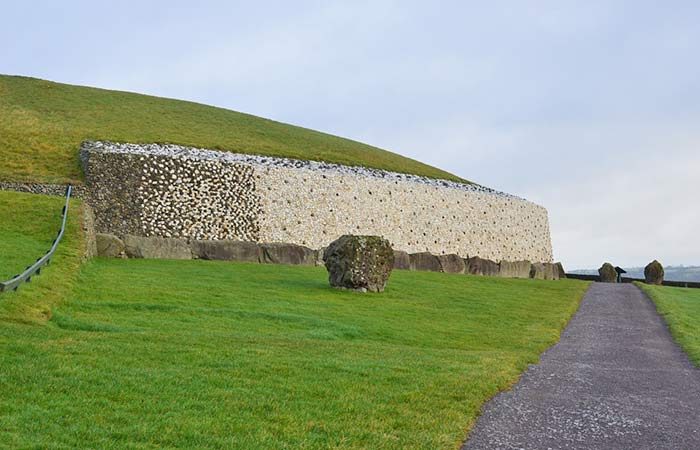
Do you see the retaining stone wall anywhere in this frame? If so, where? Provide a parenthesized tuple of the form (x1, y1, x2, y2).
(81, 141, 553, 263)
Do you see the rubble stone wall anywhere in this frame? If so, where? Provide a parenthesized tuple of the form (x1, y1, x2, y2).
(81, 142, 553, 263)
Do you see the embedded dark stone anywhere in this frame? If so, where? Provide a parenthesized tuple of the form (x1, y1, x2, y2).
(467, 256, 500, 276)
(96, 233, 124, 258)
(499, 260, 532, 278)
(393, 250, 411, 270)
(260, 243, 316, 265)
(191, 240, 260, 262)
(437, 254, 466, 273)
(323, 235, 394, 293)
(409, 252, 442, 272)
(644, 260, 664, 285)
(599, 263, 617, 283)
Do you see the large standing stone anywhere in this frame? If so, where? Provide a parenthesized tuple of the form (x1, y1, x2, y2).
(437, 254, 466, 274)
(124, 235, 192, 259)
(393, 250, 411, 270)
(96, 233, 125, 258)
(260, 243, 316, 265)
(499, 260, 532, 278)
(409, 252, 442, 272)
(191, 240, 260, 262)
(644, 260, 665, 285)
(598, 263, 617, 283)
(323, 235, 394, 293)
(467, 256, 500, 276)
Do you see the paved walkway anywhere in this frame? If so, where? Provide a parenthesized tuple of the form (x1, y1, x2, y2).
(462, 283, 700, 450)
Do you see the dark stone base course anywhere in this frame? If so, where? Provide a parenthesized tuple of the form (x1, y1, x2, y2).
(94, 233, 565, 280)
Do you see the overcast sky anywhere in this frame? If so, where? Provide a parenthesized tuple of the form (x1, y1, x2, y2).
(2, 1, 699, 269)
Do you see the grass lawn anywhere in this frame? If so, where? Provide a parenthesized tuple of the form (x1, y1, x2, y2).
(0, 189, 590, 448)
(638, 283, 700, 366)
(0, 74, 466, 185)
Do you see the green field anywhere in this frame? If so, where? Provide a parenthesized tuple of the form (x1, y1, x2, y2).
(639, 283, 700, 366)
(0, 74, 466, 185)
(0, 190, 589, 448)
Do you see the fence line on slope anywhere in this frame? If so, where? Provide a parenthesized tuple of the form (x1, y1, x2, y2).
(0, 186, 72, 294)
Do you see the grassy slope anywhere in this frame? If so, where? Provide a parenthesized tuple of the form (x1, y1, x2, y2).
(638, 283, 700, 366)
(0, 191, 85, 324)
(0, 74, 465, 184)
(0, 190, 590, 448)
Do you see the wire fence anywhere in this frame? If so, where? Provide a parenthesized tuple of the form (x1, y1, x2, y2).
(0, 186, 72, 294)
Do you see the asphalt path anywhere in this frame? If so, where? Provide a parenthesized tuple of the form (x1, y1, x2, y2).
(462, 283, 700, 450)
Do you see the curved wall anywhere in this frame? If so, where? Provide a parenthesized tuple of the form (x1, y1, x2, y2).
(81, 142, 553, 263)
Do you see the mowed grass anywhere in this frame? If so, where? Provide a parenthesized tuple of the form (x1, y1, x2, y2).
(0, 74, 466, 184)
(639, 283, 700, 366)
(0, 189, 590, 448)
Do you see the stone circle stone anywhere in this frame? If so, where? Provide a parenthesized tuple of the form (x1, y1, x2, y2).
(598, 263, 617, 283)
(323, 235, 394, 293)
(644, 260, 664, 285)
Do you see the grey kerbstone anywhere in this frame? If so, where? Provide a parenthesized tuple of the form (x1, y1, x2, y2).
(393, 250, 411, 270)
(316, 247, 326, 266)
(599, 263, 617, 283)
(409, 252, 442, 272)
(555, 262, 567, 279)
(124, 235, 192, 259)
(437, 254, 466, 274)
(323, 235, 394, 293)
(499, 260, 532, 278)
(530, 263, 545, 280)
(96, 233, 125, 258)
(260, 243, 316, 265)
(191, 240, 261, 262)
(644, 260, 664, 285)
(467, 256, 500, 276)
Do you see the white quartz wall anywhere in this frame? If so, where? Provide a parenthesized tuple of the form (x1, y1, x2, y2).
(255, 166, 553, 262)
(83, 142, 553, 263)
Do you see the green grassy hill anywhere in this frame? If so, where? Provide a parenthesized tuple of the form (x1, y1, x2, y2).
(0, 190, 588, 448)
(0, 75, 466, 184)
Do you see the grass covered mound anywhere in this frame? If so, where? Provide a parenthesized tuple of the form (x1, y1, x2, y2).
(639, 283, 700, 366)
(0, 74, 466, 184)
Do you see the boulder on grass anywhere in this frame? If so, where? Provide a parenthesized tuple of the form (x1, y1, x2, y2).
(499, 260, 532, 278)
(124, 235, 192, 259)
(467, 256, 500, 276)
(260, 243, 316, 265)
(323, 235, 394, 293)
(96, 233, 125, 258)
(191, 240, 260, 262)
(409, 252, 442, 272)
(437, 254, 466, 274)
(598, 263, 617, 283)
(393, 250, 411, 270)
(644, 260, 664, 285)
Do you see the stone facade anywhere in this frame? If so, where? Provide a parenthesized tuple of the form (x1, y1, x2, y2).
(81, 141, 554, 263)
